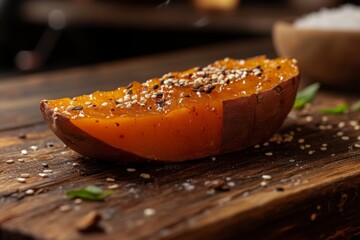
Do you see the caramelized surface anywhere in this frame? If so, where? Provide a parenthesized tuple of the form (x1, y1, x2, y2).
(47, 57, 299, 161)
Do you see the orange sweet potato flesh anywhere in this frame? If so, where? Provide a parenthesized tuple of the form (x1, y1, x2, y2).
(40, 56, 300, 162)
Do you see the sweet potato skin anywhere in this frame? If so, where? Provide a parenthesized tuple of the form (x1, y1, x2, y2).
(40, 101, 143, 162)
(220, 75, 300, 153)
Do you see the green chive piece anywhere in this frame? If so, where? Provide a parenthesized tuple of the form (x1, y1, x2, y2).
(320, 104, 349, 115)
(293, 83, 320, 109)
(66, 185, 112, 201)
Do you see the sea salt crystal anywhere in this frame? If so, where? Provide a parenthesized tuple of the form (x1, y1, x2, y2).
(294, 4, 360, 31)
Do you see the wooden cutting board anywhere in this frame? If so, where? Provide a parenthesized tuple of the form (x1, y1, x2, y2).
(0, 39, 359, 240)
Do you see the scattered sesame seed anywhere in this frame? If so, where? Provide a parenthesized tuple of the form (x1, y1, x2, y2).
(127, 168, 136, 172)
(289, 159, 295, 162)
(308, 150, 315, 155)
(338, 122, 345, 128)
(21, 149, 28, 155)
(30, 146, 38, 151)
(72, 162, 80, 167)
(20, 173, 30, 178)
(74, 198, 83, 204)
(298, 138, 305, 143)
(262, 175, 272, 180)
(310, 213, 317, 221)
(321, 116, 328, 122)
(108, 184, 120, 190)
(265, 152, 273, 156)
(305, 144, 311, 148)
(211, 156, 216, 161)
(322, 143, 328, 147)
(25, 189, 34, 195)
(260, 181, 268, 187)
(101, 102, 108, 107)
(6, 159, 14, 164)
(18, 158, 25, 162)
(305, 116, 313, 122)
(16, 177, 26, 183)
(59, 205, 72, 212)
(140, 173, 151, 179)
(320, 147, 327, 151)
(254, 144, 260, 148)
(43, 169, 53, 173)
(38, 173, 49, 178)
(42, 162, 49, 168)
(341, 136, 350, 141)
(143, 208, 156, 217)
(106, 177, 115, 182)
(182, 182, 195, 191)
(354, 143, 360, 148)
(337, 131, 344, 136)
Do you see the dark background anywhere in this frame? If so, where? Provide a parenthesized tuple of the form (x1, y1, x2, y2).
(0, 0, 357, 74)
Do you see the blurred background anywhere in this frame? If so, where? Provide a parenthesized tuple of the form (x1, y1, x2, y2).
(0, 0, 357, 76)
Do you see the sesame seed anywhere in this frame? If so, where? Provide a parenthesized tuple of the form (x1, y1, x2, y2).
(298, 138, 305, 143)
(254, 144, 260, 148)
(305, 116, 313, 122)
(358, 136, 360, 141)
(21, 150, 28, 155)
(38, 173, 49, 178)
(17, 177, 26, 183)
(320, 147, 327, 151)
(30, 145, 38, 151)
(143, 208, 156, 217)
(25, 189, 34, 195)
(262, 175, 272, 180)
(321, 116, 328, 122)
(6, 159, 14, 164)
(305, 144, 311, 148)
(66, 105, 75, 111)
(265, 152, 273, 156)
(124, 95, 131, 101)
(43, 169, 53, 173)
(72, 162, 80, 167)
(354, 143, 360, 148)
(101, 102, 108, 107)
(337, 131, 344, 136)
(54, 107, 59, 112)
(341, 136, 350, 141)
(59, 205, 72, 212)
(108, 184, 120, 190)
(74, 198, 83, 204)
(308, 150, 315, 155)
(18, 158, 25, 162)
(140, 173, 151, 179)
(85, 101, 92, 105)
(211, 156, 216, 161)
(322, 143, 328, 147)
(127, 168, 136, 172)
(106, 177, 115, 182)
(20, 173, 30, 178)
(338, 122, 345, 128)
(260, 181, 268, 187)
(289, 159, 295, 162)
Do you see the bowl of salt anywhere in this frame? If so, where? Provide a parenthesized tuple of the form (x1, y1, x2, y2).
(273, 4, 360, 86)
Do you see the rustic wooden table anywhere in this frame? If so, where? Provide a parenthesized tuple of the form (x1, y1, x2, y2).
(0, 39, 359, 240)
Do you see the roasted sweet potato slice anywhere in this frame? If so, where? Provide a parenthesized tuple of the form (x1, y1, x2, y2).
(40, 56, 300, 162)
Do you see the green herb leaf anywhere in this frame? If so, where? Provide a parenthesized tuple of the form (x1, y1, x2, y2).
(352, 100, 360, 111)
(66, 185, 112, 201)
(320, 104, 349, 115)
(293, 83, 320, 109)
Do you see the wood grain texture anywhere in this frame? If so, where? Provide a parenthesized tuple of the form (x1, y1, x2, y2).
(0, 39, 360, 240)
